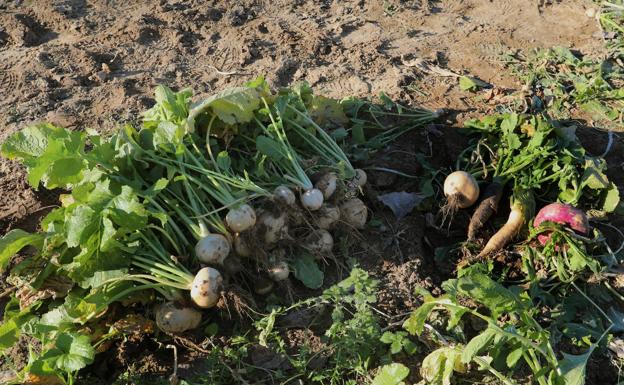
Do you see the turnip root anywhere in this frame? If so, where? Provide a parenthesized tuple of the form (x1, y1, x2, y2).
(233, 234, 252, 257)
(477, 190, 534, 258)
(442, 171, 479, 222)
(316, 204, 340, 229)
(225, 204, 256, 233)
(315, 173, 337, 199)
(258, 211, 288, 245)
(301, 188, 324, 210)
(304, 229, 334, 256)
(195, 234, 231, 265)
(534, 203, 589, 245)
(340, 198, 367, 229)
(268, 261, 290, 281)
(354, 169, 367, 187)
(274, 185, 296, 206)
(478, 206, 524, 257)
(155, 302, 202, 333)
(467, 181, 504, 240)
(190, 267, 222, 308)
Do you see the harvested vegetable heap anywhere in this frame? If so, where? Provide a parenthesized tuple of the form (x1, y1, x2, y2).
(0, 77, 439, 384)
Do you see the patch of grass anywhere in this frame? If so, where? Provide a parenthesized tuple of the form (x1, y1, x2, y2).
(503, 46, 624, 126)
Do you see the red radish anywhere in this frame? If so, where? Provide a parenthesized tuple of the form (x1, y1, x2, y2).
(533, 203, 589, 245)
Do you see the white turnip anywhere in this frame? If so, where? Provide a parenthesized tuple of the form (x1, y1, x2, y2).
(254, 276, 274, 295)
(190, 267, 222, 308)
(195, 234, 231, 265)
(443, 171, 479, 209)
(301, 188, 324, 210)
(304, 229, 334, 256)
(225, 204, 256, 233)
(354, 169, 367, 187)
(258, 211, 288, 245)
(316, 204, 340, 229)
(340, 198, 367, 229)
(274, 185, 296, 206)
(223, 255, 243, 274)
(233, 234, 252, 257)
(155, 302, 202, 333)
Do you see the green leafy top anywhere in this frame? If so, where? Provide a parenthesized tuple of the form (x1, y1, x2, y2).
(463, 113, 619, 212)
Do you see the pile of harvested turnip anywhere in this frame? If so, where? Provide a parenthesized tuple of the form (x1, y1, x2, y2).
(0, 74, 439, 370)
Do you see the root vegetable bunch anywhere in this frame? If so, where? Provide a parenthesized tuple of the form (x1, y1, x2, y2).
(452, 113, 618, 259)
(0, 73, 439, 374)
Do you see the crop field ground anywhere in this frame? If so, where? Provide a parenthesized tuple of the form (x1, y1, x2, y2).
(2, 1, 624, 385)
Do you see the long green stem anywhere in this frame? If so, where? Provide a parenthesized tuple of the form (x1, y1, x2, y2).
(260, 98, 313, 190)
(286, 107, 355, 176)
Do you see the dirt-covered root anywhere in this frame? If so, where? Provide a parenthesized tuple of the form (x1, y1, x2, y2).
(216, 285, 257, 321)
(440, 193, 462, 226)
(477, 207, 524, 258)
(467, 181, 504, 240)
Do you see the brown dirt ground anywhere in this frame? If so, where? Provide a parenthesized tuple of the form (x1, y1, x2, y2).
(2, 0, 623, 384)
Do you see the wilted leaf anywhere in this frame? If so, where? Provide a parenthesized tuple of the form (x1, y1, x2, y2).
(421, 346, 466, 385)
(378, 191, 426, 219)
(189, 86, 261, 126)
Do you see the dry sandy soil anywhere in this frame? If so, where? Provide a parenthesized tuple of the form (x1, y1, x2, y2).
(1, 0, 623, 384)
(0, 0, 609, 232)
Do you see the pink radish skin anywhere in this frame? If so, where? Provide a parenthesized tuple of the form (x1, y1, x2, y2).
(533, 203, 589, 245)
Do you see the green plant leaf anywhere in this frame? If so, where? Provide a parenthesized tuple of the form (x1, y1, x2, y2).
(217, 151, 232, 171)
(456, 273, 521, 317)
(459, 76, 489, 92)
(0, 229, 44, 273)
(38, 332, 95, 373)
(602, 183, 620, 212)
(581, 158, 609, 190)
(0, 319, 21, 352)
(79, 269, 128, 289)
(559, 351, 591, 385)
(189, 86, 260, 125)
(500, 113, 519, 134)
(2, 123, 87, 189)
(403, 302, 436, 335)
(461, 327, 496, 364)
(256, 135, 286, 161)
(143, 85, 192, 129)
(371, 363, 409, 385)
(292, 253, 324, 289)
(506, 347, 524, 368)
(65, 205, 97, 248)
(421, 346, 466, 385)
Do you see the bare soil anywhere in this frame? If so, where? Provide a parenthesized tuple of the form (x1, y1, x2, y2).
(1, 0, 623, 384)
